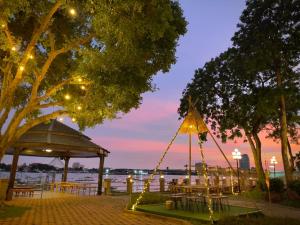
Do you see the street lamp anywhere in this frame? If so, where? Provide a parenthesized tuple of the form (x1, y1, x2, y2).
(232, 148, 242, 193)
(270, 156, 278, 178)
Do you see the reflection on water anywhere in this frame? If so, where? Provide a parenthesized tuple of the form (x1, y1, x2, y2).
(0, 171, 285, 192)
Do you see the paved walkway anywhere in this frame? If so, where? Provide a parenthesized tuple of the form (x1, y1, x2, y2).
(228, 199, 300, 220)
(0, 193, 189, 225)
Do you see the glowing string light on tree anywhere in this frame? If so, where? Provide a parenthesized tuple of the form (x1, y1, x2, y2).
(69, 8, 77, 16)
(64, 94, 71, 100)
(19, 66, 24, 71)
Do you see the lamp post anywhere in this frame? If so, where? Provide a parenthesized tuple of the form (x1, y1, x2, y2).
(270, 156, 278, 178)
(232, 148, 242, 193)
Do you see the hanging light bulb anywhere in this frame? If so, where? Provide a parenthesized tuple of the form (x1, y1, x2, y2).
(11, 46, 16, 51)
(76, 105, 82, 110)
(64, 94, 71, 100)
(71, 117, 76, 122)
(80, 85, 86, 90)
(69, 8, 76, 16)
(19, 66, 24, 71)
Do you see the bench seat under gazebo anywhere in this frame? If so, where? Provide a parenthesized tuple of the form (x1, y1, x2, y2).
(5, 119, 109, 200)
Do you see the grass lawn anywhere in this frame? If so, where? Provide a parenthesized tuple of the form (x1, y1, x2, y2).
(135, 204, 262, 223)
(0, 205, 30, 219)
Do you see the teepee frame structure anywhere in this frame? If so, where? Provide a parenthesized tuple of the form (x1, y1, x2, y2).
(131, 98, 237, 222)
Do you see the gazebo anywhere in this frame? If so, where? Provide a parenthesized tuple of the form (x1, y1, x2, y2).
(5, 119, 109, 200)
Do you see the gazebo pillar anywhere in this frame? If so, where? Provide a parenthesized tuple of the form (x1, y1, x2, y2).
(62, 157, 70, 182)
(97, 154, 105, 195)
(6, 148, 20, 200)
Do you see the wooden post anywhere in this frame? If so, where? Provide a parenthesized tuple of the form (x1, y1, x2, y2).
(188, 133, 192, 185)
(97, 155, 105, 195)
(126, 176, 133, 194)
(104, 178, 111, 195)
(62, 157, 70, 182)
(159, 177, 165, 192)
(6, 149, 20, 200)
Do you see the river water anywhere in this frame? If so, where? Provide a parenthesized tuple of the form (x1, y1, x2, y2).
(0, 171, 286, 192)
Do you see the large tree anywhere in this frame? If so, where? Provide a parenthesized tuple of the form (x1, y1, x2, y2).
(0, 0, 187, 158)
(178, 48, 277, 190)
(232, 0, 300, 184)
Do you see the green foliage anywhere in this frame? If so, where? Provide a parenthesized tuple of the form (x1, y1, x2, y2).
(288, 180, 300, 196)
(269, 178, 284, 193)
(240, 189, 265, 201)
(127, 192, 168, 209)
(0, 0, 187, 151)
(0, 206, 30, 219)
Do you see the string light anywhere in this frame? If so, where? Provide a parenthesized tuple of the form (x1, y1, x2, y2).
(80, 85, 86, 90)
(19, 66, 24, 71)
(76, 105, 82, 110)
(58, 117, 64, 122)
(1, 24, 5, 28)
(28, 54, 34, 59)
(69, 8, 76, 16)
(71, 117, 76, 122)
(11, 46, 16, 51)
(77, 78, 82, 82)
(64, 94, 71, 100)
(132, 123, 183, 211)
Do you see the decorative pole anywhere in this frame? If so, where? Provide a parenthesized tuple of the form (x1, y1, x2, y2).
(232, 148, 242, 193)
(270, 156, 278, 178)
(188, 132, 192, 184)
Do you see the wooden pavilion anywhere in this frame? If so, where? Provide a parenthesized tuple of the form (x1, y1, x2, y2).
(5, 119, 109, 200)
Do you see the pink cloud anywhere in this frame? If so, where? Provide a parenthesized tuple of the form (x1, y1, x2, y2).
(92, 130, 299, 170)
(101, 98, 179, 131)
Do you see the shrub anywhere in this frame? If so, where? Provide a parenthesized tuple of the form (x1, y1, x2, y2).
(269, 178, 284, 193)
(288, 180, 300, 196)
(127, 192, 169, 209)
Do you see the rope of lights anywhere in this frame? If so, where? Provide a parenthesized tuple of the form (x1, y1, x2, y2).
(131, 122, 184, 211)
(197, 140, 214, 223)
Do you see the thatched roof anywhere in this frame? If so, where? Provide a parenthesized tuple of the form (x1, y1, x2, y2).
(6, 119, 109, 158)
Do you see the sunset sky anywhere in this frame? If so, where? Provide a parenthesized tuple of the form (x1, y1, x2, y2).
(3, 1, 298, 170)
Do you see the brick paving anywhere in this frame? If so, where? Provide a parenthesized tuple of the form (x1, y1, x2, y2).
(0, 193, 189, 225)
(228, 199, 300, 220)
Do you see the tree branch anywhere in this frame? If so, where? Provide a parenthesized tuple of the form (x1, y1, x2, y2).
(56, 34, 94, 55)
(39, 78, 73, 101)
(9, 0, 62, 93)
(14, 110, 66, 143)
(35, 101, 63, 109)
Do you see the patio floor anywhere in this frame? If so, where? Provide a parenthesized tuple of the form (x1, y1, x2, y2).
(0, 192, 189, 225)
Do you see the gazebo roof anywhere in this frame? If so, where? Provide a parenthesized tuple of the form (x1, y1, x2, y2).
(6, 119, 109, 158)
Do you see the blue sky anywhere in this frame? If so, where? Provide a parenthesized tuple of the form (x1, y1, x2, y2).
(4, 1, 290, 170)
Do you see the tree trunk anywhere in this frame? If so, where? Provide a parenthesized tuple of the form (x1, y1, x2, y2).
(276, 70, 293, 185)
(287, 140, 295, 171)
(246, 132, 266, 190)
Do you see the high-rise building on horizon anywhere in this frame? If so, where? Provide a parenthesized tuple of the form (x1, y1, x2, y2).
(240, 154, 250, 170)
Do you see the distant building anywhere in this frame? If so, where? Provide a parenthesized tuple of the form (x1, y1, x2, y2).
(240, 154, 250, 170)
(72, 162, 84, 169)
